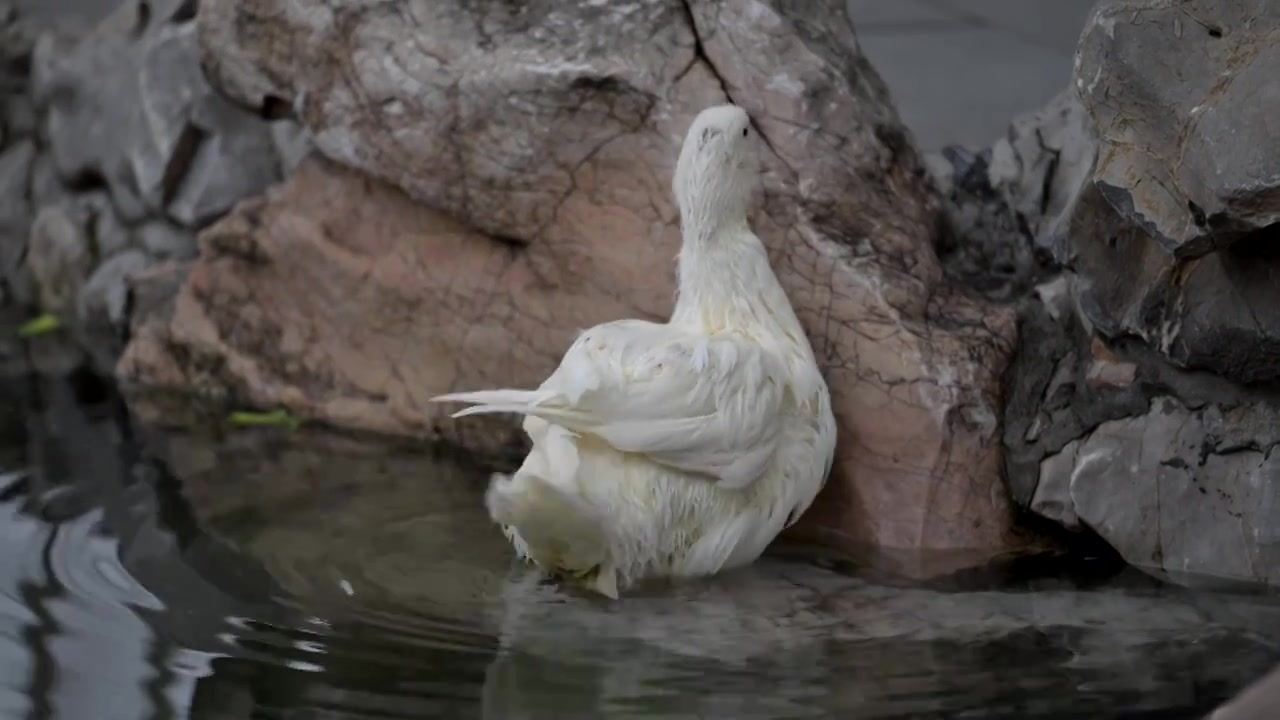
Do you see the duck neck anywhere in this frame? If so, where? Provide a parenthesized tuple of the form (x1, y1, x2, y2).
(670, 214, 805, 350)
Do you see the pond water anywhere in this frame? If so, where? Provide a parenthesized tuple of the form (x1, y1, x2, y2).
(1, 371, 1279, 719)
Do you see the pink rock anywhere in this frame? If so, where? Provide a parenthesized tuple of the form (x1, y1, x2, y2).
(121, 0, 1023, 560)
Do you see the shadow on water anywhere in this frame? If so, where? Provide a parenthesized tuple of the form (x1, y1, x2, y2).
(1, 370, 1279, 718)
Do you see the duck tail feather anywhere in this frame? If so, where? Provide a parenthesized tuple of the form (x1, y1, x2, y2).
(430, 388, 557, 407)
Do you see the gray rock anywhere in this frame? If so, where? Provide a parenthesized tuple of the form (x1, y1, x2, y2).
(26, 332, 84, 376)
(167, 93, 280, 228)
(1003, 278, 1280, 587)
(26, 202, 94, 316)
(1066, 183, 1280, 385)
(1033, 0, 1280, 385)
(131, 21, 214, 211)
(10, 0, 129, 38)
(0, 140, 35, 304)
(1035, 395, 1280, 586)
(985, 89, 1095, 260)
(0, 138, 33, 231)
(0, 0, 35, 69)
(27, 152, 66, 210)
(3, 93, 35, 141)
(77, 248, 151, 375)
(37, 28, 135, 185)
(106, 170, 150, 224)
(928, 89, 1093, 301)
(71, 190, 131, 259)
(1076, 0, 1280, 259)
(269, 119, 311, 177)
(138, 219, 194, 260)
(35, 3, 281, 228)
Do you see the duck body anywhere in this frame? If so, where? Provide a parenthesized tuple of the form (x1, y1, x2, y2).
(433, 105, 836, 598)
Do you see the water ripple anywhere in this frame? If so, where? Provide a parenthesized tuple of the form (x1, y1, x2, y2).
(1, 404, 1279, 719)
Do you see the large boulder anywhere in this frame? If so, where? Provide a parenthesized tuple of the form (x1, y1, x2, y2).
(120, 0, 1023, 559)
(997, 0, 1280, 587)
(1068, 0, 1280, 384)
(1076, 0, 1280, 260)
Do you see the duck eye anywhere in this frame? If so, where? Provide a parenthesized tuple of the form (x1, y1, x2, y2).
(742, 127, 749, 137)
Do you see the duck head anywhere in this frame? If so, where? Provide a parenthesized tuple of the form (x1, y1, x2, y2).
(672, 104, 760, 236)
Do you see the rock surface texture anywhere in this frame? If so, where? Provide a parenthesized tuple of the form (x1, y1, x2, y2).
(0, 0, 307, 378)
(984, 0, 1280, 587)
(1071, 0, 1280, 385)
(119, 0, 1024, 559)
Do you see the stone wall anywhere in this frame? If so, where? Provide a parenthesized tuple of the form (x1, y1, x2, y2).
(0, 0, 306, 378)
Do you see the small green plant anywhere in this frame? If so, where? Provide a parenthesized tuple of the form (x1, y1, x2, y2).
(17, 314, 62, 337)
(227, 408, 302, 430)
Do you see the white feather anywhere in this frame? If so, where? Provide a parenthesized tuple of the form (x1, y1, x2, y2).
(431, 104, 837, 598)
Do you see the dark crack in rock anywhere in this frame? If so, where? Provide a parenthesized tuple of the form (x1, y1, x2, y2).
(928, 89, 1094, 302)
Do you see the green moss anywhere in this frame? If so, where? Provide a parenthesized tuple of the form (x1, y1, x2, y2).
(227, 408, 302, 430)
(17, 314, 62, 337)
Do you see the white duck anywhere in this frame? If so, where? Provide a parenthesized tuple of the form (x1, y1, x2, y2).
(432, 104, 836, 598)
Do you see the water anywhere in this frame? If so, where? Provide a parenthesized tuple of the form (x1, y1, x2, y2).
(1, 371, 1279, 719)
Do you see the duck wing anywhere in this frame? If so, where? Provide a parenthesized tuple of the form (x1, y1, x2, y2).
(439, 320, 788, 490)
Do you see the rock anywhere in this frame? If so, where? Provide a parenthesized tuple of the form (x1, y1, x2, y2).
(9, 0, 129, 37)
(957, 0, 1280, 589)
(1212, 664, 1280, 720)
(72, 190, 131, 259)
(4, 93, 35, 141)
(35, 2, 281, 228)
(1066, 182, 1280, 385)
(166, 94, 282, 228)
(1003, 282, 1280, 586)
(0, 139, 33, 228)
(26, 332, 84, 376)
(129, 21, 211, 210)
(1033, 395, 1280, 586)
(985, 90, 1095, 259)
(0, 139, 35, 303)
(122, 0, 1024, 559)
(77, 249, 152, 375)
(268, 120, 310, 178)
(118, 260, 210, 428)
(1076, 0, 1280, 259)
(35, 27, 132, 183)
(929, 89, 1094, 301)
(1084, 336, 1137, 390)
(1056, 0, 1280, 385)
(138, 219, 195, 260)
(19, 190, 133, 315)
(0, 0, 35, 70)
(26, 203, 93, 317)
(27, 152, 66, 210)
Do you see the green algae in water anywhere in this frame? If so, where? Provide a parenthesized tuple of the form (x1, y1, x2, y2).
(227, 409, 302, 430)
(17, 314, 62, 337)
